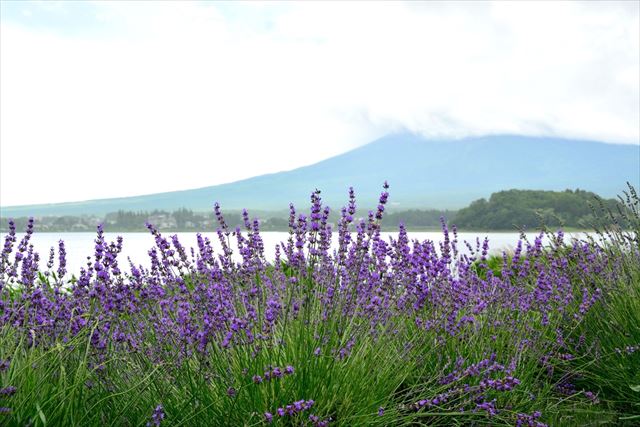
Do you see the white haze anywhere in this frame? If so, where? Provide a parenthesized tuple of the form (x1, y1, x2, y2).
(1, 1, 638, 206)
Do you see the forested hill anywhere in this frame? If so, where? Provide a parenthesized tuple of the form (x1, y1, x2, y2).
(452, 189, 623, 230)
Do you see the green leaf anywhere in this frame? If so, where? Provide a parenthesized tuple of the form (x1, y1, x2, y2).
(36, 403, 47, 425)
(631, 385, 640, 392)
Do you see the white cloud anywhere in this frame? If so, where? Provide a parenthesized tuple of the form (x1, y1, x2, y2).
(1, 1, 638, 206)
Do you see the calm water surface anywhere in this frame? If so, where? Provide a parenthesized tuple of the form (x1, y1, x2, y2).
(1, 231, 594, 275)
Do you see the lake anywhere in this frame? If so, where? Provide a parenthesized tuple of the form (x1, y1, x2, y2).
(0, 230, 596, 275)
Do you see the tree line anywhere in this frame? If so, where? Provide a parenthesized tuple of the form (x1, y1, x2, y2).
(0, 189, 625, 232)
(452, 189, 625, 230)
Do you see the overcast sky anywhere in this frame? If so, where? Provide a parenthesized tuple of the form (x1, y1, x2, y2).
(1, 1, 638, 207)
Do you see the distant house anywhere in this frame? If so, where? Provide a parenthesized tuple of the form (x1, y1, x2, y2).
(148, 214, 177, 230)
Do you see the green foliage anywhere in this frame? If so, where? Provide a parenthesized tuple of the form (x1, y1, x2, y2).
(559, 184, 640, 422)
(454, 188, 625, 230)
(381, 209, 455, 229)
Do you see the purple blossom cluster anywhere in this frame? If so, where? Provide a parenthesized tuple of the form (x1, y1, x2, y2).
(276, 399, 314, 417)
(253, 365, 295, 384)
(516, 410, 544, 427)
(0, 183, 627, 425)
(147, 404, 165, 427)
(264, 399, 320, 424)
(0, 386, 17, 397)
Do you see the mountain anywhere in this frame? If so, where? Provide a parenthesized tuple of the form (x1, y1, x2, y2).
(1, 134, 639, 218)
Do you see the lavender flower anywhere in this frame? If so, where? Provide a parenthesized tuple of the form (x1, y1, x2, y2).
(0, 386, 16, 397)
(146, 405, 165, 427)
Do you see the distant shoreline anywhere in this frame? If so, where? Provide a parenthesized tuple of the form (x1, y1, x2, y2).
(1, 188, 629, 235)
(0, 227, 599, 234)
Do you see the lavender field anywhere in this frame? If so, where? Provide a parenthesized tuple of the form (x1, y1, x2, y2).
(1, 185, 639, 426)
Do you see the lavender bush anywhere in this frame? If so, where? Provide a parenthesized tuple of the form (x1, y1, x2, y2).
(0, 184, 638, 426)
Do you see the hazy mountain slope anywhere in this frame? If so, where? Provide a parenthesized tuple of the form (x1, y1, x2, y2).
(2, 134, 638, 217)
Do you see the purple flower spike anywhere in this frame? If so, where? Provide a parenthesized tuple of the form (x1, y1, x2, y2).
(0, 386, 16, 397)
(146, 404, 165, 427)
